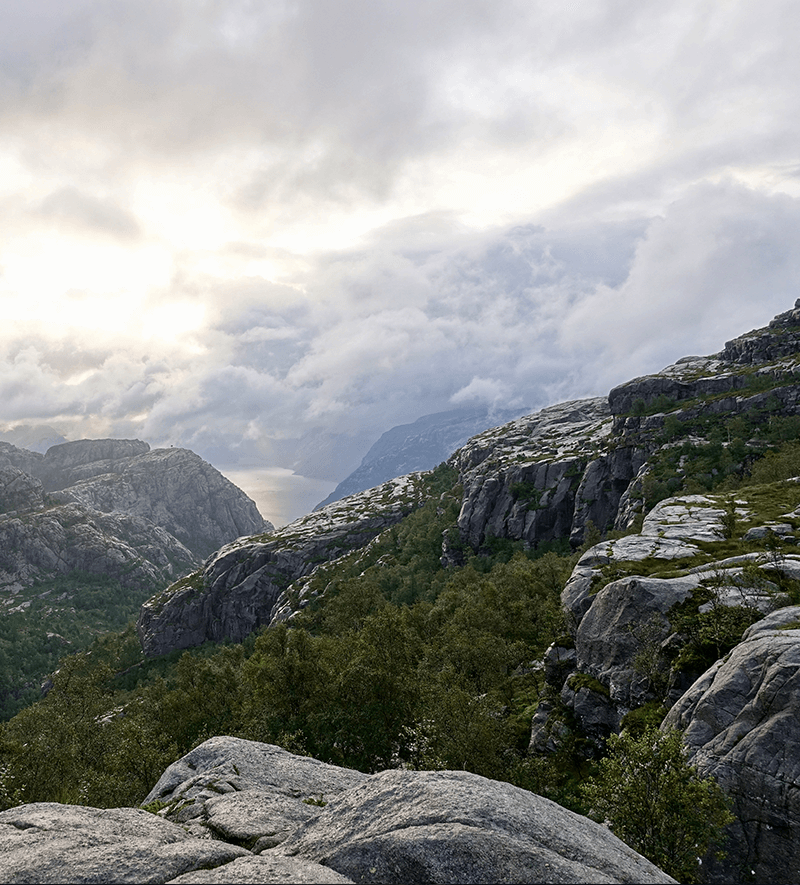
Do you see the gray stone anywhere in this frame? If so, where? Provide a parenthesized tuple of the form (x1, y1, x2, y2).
(138, 475, 429, 656)
(663, 613, 800, 884)
(0, 439, 271, 605)
(575, 573, 699, 709)
(166, 855, 354, 884)
(449, 397, 619, 552)
(203, 791, 318, 847)
(144, 736, 367, 845)
(280, 768, 676, 884)
(0, 802, 250, 884)
(51, 446, 271, 558)
(561, 679, 618, 741)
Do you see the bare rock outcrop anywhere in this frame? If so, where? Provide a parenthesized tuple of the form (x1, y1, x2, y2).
(663, 607, 800, 885)
(0, 736, 675, 884)
(138, 475, 430, 656)
(0, 439, 271, 603)
(448, 397, 646, 553)
(544, 490, 799, 745)
(279, 767, 675, 885)
(41, 441, 271, 558)
(0, 802, 250, 884)
(143, 736, 367, 847)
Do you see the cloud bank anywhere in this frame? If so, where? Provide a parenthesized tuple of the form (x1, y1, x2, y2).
(1, 1, 799, 521)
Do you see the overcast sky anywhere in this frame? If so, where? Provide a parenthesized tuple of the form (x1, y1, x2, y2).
(3, 0, 800, 524)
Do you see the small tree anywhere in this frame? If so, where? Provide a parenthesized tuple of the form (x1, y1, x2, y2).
(581, 726, 733, 883)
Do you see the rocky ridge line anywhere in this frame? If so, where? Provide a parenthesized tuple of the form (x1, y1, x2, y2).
(137, 474, 431, 657)
(0, 438, 271, 617)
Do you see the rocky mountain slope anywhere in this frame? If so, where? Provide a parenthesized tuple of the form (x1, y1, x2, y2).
(315, 405, 525, 509)
(0, 439, 271, 716)
(533, 483, 800, 883)
(130, 299, 800, 883)
(0, 438, 272, 597)
(138, 473, 430, 656)
(141, 300, 800, 660)
(0, 735, 675, 884)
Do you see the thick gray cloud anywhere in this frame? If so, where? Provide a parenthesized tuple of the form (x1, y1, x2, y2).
(2, 0, 800, 523)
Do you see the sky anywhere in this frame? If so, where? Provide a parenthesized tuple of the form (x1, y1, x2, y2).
(3, 0, 800, 526)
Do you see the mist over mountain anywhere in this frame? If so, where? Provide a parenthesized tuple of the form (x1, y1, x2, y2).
(0, 424, 67, 455)
(315, 405, 527, 509)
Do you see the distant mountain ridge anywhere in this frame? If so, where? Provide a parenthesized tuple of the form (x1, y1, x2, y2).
(315, 405, 527, 509)
(0, 438, 272, 716)
(0, 423, 67, 454)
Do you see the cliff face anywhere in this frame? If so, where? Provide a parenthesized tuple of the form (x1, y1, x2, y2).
(447, 397, 646, 554)
(38, 440, 271, 558)
(137, 474, 430, 656)
(0, 439, 272, 597)
(139, 299, 800, 660)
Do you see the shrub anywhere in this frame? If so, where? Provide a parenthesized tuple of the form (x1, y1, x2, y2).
(581, 727, 733, 883)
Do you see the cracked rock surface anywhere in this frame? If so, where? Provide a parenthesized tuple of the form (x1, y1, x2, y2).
(0, 736, 675, 885)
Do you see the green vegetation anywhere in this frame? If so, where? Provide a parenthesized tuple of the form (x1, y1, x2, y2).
(582, 727, 734, 883)
(0, 571, 159, 720)
(0, 546, 572, 809)
(14, 391, 800, 872)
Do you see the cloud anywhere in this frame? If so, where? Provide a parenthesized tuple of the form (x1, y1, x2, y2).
(557, 181, 800, 386)
(2, 0, 800, 526)
(451, 377, 512, 407)
(36, 186, 141, 238)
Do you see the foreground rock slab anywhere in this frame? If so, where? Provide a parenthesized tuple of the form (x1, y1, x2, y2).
(0, 803, 250, 884)
(279, 767, 675, 885)
(0, 737, 675, 884)
(166, 855, 354, 884)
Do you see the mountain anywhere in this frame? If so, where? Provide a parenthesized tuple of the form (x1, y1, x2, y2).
(314, 406, 527, 509)
(141, 300, 800, 657)
(6, 301, 800, 883)
(129, 299, 800, 883)
(0, 438, 271, 717)
(0, 423, 67, 454)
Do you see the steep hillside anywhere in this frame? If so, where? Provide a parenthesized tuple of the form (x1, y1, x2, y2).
(139, 300, 800, 660)
(0, 439, 271, 717)
(122, 299, 800, 883)
(138, 472, 434, 656)
(315, 405, 525, 509)
(5, 302, 800, 884)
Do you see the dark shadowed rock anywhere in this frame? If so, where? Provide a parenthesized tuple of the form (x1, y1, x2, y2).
(663, 607, 800, 884)
(138, 474, 428, 656)
(0, 802, 250, 884)
(0, 466, 45, 515)
(449, 397, 641, 552)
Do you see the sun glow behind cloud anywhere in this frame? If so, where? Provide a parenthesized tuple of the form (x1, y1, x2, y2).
(2, 0, 800, 525)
